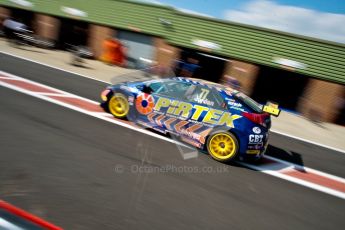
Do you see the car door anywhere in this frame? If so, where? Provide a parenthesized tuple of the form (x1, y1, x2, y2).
(135, 80, 193, 130)
(185, 85, 227, 128)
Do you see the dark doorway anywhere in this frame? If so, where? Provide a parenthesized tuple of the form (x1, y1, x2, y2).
(335, 106, 345, 126)
(176, 49, 227, 83)
(197, 53, 227, 82)
(10, 8, 35, 30)
(251, 66, 309, 111)
(335, 89, 345, 126)
(57, 18, 89, 49)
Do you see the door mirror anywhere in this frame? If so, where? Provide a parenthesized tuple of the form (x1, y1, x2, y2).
(142, 85, 154, 94)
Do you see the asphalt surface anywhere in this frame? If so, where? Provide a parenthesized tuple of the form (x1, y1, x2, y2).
(1, 53, 345, 229)
(1, 53, 345, 176)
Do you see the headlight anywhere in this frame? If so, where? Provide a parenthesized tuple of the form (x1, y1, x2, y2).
(101, 89, 111, 101)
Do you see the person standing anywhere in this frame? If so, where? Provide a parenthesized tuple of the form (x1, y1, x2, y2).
(174, 57, 201, 78)
(3, 17, 27, 40)
(223, 74, 241, 90)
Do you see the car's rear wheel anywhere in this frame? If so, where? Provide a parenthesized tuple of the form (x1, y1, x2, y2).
(108, 93, 129, 119)
(207, 131, 239, 162)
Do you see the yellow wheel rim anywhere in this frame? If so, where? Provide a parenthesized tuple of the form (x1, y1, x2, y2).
(208, 133, 237, 160)
(108, 94, 129, 118)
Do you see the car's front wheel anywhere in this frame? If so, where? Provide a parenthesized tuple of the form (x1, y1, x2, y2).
(108, 93, 129, 119)
(206, 131, 239, 163)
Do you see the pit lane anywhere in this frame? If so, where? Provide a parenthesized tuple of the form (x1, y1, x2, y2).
(1, 53, 345, 229)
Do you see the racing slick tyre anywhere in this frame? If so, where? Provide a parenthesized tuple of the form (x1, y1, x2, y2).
(108, 93, 130, 119)
(206, 131, 239, 163)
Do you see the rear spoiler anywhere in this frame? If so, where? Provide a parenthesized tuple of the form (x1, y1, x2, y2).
(262, 101, 281, 117)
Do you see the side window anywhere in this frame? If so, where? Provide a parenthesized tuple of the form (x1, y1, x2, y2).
(152, 81, 192, 99)
(147, 81, 166, 93)
(187, 85, 225, 109)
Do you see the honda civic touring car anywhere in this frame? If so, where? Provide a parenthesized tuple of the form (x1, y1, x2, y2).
(100, 75, 280, 163)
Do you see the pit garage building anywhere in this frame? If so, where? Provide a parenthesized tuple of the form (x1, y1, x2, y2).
(0, 0, 344, 124)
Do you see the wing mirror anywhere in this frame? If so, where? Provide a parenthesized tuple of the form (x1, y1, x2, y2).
(142, 85, 153, 94)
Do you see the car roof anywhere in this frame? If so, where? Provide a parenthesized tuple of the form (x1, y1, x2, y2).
(172, 77, 237, 96)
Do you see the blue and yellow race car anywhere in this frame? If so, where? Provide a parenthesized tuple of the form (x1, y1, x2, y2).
(100, 76, 280, 163)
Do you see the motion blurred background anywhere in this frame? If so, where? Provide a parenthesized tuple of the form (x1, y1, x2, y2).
(0, 0, 344, 124)
(1, 1, 345, 229)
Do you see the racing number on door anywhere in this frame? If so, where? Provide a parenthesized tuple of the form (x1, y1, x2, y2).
(199, 88, 210, 100)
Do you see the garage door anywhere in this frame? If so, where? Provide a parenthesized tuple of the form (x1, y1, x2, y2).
(251, 66, 309, 111)
(117, 30, 154, 66)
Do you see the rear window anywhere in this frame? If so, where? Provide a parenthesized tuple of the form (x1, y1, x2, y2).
(234, 92, 263, 113)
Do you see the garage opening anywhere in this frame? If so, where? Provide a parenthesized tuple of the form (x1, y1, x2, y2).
(251, 66, 309, 111)
(335, 89, 345, 126)
(10, 8, 35, 30)
(57, 18, 89, 49)
(175, 49, 227, 83)
(116, 30, 154, 68)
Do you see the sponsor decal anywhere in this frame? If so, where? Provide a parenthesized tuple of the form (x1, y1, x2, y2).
(153, 97, 241, 128)
(228, 101, 242, 107)
(194, 97, 214, 106)
(230, 106, 244, 112)
(224, 90, 233, 96)
(249, 134, 264, 144)
(247, 144, 263, 149)
(252, 127, 261, 134)
(192, 88, 215, 106)
(128, 96, 134, 103)
(181, 137, 202, 148)
(136, 93, 155, 115)
(246, 150, 260, 154)
(180, 129, 202, 141)
(263, 101, 281, 117)
(226, 99, 244, 111)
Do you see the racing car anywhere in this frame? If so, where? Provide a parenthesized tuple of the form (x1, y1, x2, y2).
(100, 74, 280, 163)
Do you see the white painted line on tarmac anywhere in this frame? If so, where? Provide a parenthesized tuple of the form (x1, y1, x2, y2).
(241, 160, 345, 200)
(36, 92, 79, 97)
(0, 71, 102, 105)
(89, 112, 114, 117)
(264, 155, 345, 184)
(0, 217, 25, 230)
(0, 50, 110, 84)
(0, 76, 15, 79)
(270, 129, 345, 154)
(1, 50, 344, 154)
(0, 71, 190, 149)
